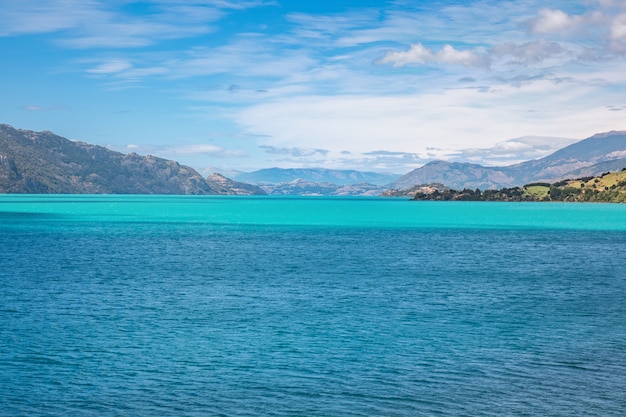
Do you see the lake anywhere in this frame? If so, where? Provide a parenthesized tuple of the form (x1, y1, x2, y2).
(1, 195, 625, 416)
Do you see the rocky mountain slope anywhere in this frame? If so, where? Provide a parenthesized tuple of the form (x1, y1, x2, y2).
(205, 173, 266, 195)
(390, 160, 515, 191)
(391, 131, 626, 190)
(0, 124, 264, 195)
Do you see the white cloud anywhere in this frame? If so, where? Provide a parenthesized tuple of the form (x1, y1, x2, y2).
(286, 11, 379, 39)
(232, 70, 626, 168)
(86, 60, 133, 74)
(438, 45, 488, 67)
(21, 104, 66, 111)
(455, 136, 580, 165)
(525, 6, 626, 57)
(57, 19, 214, 49)
(172, 0, 276, 10)
(164, 144, 246, 158)
(378, 43, 488, 68)
(0, 0, 271, 48)
(0, 0, 99, 36)
(530, 9, 582, 34)
(491, 40, 567, 66)
(260, 146, 329, 157)
(610, 13, 626, 40)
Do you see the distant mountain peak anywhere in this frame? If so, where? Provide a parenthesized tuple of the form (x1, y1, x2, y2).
(590, 130, 626, 139)
(207, 173, 228, 181)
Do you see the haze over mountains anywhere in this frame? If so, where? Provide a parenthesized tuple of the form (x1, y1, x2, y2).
(234, 168, 397, 187)
(1, 123, 625, 195)
(233, 168, 398, 196)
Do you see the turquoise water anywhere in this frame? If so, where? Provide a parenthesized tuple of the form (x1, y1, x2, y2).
(2, 194, 626, 230)
(1, 195, 626, 416)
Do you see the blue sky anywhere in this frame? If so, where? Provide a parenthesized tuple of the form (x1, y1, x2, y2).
(1, 0, 625, 175)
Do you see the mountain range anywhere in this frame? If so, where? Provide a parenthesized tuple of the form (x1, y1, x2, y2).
(231, 168, 398, 196)
(233, 168, 398, 186)
(390, 131, 626, 191)
(256, 179, 385, 196)
(1, 123, 625, 195)
(0, 124, 264, 195)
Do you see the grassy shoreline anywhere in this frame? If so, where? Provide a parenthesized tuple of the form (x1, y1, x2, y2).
(402, 169, 626, 203)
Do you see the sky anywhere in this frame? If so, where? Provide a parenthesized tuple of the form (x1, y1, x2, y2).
(1, 0, 626, 175)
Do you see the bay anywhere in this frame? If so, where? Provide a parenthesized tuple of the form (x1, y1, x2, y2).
(1, 195, 625, 416)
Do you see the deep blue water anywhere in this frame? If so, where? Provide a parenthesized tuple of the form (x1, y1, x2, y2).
(1, 196, 626, 416)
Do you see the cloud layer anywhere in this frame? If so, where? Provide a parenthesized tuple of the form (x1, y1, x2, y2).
(2, 0, 626, 172)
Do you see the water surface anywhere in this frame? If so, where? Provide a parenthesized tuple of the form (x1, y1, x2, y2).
(1, 196, 625, 416)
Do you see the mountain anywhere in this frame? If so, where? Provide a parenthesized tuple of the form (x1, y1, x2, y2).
(205, 173, 266, 195)
(507, 130, 626, 183)
(0, 124, 264, 195)
(261, 179, 385, 196)
(560, 157, 626, 179)
(391, 131, 626, 190)
(390, 160, 514, 191)
(234, 167, 399, 186)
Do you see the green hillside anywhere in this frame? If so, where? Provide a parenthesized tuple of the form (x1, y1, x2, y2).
(523, 170, 626, 202)
(410, 169, 626, 202)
